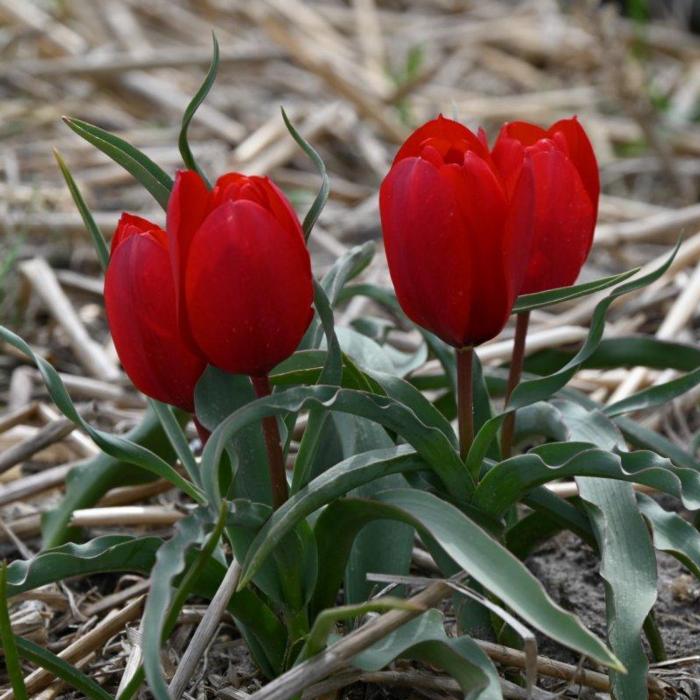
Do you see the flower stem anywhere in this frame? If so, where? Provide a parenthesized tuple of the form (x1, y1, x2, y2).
(501, 310, 530, 459)
(456, 346, 474, 460)
(251, 374, 289, 509)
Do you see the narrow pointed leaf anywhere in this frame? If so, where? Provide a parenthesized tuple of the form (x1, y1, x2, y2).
(281, 106, 329, 239)
(54, 149, 109, 271)
(178, 33, 218, 182)
(63, 116, 173, 209)
(513, 267, 640, 313)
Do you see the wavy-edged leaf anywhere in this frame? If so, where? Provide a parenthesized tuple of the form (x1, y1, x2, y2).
(63, 117, 172, 209)
(15, 637, 112, 700)
(281, 106, 329, 239)
(0, 562, 28, 700)
(5, 534, 286, 676)
(513, 267, 640, 313)
(54, 149, 109, 270)
(578, 479, 657, 700)
(201, 386, 471, 505)
(475, 447, 700, 516)
(352, 609, 501, 699)
(179, 33, 218, 182)
(604, 366, 700, 417)
(638, 493, 700, 580)
(0, 326, 204, 504)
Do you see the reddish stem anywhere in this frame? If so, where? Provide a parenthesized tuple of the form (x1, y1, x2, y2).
(501, 310, 530, 459)
(251, 374, 289, 509)
(456, 347, 474, 460)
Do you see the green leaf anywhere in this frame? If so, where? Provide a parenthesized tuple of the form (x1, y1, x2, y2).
(15, 637, 112, 700)
(247, 485, 621, 671)
(195, 367, 271, 504)
(142, 510, 208, 700)
(0, 562, 28, 700)
(298, 597, 421, 663)
(509, 242, 679, 410)
(638, 493, 700, 580)
(304, 242, 375, 350)
(239, 446, 427, 591)
(292, 282, 344, 492)
(201, 385, 471, 505)
(281, 106, 329, 239)
(513, 267, 640, 313)
(475, 447, 700, 516)
(5, 534, 286, 677)
(352, 609, 500, 699)
(54, 149, 109, 271)
(6, 536, 161, 595)
(578, 479, 657, 700)
(375, 489, 621, 670)
(178, 33, 218, 183)
(63, 116, 173, 209)
(604, 366, 700, 417)
(0, 326, 204, 504)
(149, 399, 199, 487)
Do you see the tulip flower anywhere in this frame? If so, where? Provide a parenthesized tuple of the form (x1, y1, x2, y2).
(167, 170, 314, 379)
(379, 115, 535, 456)
(104, 213, 206, 412)
(379, 115, 534, 349)
(492, 117, 599, 458)
(492, 117, 599, 295)
(167, 170, 314, 507)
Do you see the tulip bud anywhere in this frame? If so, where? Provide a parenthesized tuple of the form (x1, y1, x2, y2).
(379, 115, 535, 349)
(104, 214, 206, 411)
(167, 170, 314, 377)
(492, 117, 599, 295)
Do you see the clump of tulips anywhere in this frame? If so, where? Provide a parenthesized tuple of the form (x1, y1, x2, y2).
(3, 40, 698, 700)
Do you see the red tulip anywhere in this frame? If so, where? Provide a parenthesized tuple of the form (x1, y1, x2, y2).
(492, 117, 599, 295)
(167, 170, 314, 377)
(104, 213, 206, 411)
(379, 115, 535, 349)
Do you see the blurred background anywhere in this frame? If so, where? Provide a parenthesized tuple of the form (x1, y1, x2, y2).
(2, 0, 700, 406)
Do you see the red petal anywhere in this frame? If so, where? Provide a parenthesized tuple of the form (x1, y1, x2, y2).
(104, 233, 205, 411)
(166, 170, 211, 346)
(519, 146, 596, 294)
(185, 199, 314, 376)
(393, 115, 489, 164)
(547, 117, 599, 217)
(491, 121, 547, 196)
(380, 155, 512, 347)
(111, 212, 163, 253)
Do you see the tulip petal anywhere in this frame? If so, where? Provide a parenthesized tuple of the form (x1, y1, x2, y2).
(393, 115, 489, 165)
(382, 156, 512, 348)
(185, 199, 314, 376)
(105, 232, 205, 411)
(111, 212, 164, 252)
(442, 153, 517, 345)
(166, 170, 211, 341)
(519, 147, 596, 295)
(548, 117, 599, 217)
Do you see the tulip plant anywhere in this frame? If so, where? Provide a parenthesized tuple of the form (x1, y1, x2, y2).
(3, 39, 700, 700)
